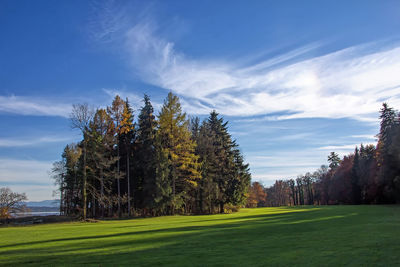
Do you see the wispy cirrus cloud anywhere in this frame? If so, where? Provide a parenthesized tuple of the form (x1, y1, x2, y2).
(0, 95, 72, 117)
(318, 144, 360, 151)
(113, 16, 400, 121)
(0, 136, 72, 147)
(349, 134, 377, 140)
(247, 150, 328, 184)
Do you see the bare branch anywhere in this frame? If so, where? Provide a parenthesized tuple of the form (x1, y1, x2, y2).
(0, 187, 28, 218)
(70, 103, 94, 132)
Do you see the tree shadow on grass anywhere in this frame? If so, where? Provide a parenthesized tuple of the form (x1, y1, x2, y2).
(0, 208, 317, 250)
(0, 207, 381, 266)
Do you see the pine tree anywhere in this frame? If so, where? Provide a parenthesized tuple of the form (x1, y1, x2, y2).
(227, 145, 251, 206)
(199, 111, 250, 213)
(377, 103, 399, 202)
(59, 143, 82, 216)
(58, 92, 252, 216)
(153, 132, 172, 215)
(328, 152, 341, 170)
(136, 95, 158, 214)
(157, 92, 200, 214)
(208, 111, 235, 213)
(193, 119, 217, 213)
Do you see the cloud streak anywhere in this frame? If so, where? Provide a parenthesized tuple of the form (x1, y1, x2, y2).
(0, 95, 72, 117)
(119, 19, 400, 121)
(0, 158, 56, 201)
(0, 136, 72, 147)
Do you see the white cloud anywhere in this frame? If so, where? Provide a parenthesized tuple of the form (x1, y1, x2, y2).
(0, 158, 56, 201)
(318, 144, 359, 151)
(350, 134, 377, 140)
(0, 95, 72, 117)
(248, 150, 324, 165)
(245, 150, 329, 185)
(0, 136, 71, 147)
(4, 184, 57, 202)
(119, 20, 400, 121)
(271, 133, 312, 141)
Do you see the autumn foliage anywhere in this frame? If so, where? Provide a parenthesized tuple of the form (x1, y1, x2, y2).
(254, 103, 400, 206)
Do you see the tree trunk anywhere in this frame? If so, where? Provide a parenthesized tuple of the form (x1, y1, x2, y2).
(172, 174, 175, 215)
(117, 144, 121, 218)
(220, 202, 224, 214)
(101, 170, 104, 218)
(199, 187, 203, 214)
(83, 139, 87, 220)
(127, 149, 131, 217)
(60, 174, 64, 216)
(169, 152, 175, 215)
(92, 192, 96, 218)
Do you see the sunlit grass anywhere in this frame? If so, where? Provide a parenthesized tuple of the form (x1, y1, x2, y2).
(0, 205, 399, 266)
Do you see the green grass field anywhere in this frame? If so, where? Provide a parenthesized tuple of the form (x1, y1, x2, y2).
(1, 206, 399, 266)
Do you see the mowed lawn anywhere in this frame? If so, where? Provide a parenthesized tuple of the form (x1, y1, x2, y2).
(0, 206, 399, 266)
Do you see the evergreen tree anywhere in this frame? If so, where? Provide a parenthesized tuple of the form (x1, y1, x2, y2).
(351, 146, 362, 204)
(153, 132, 172, 215)
(56, 92, 252, 217)
(227, 146, 251, 206)
(376, 103, 399, 202)
(157, 92, 200, 214)
(200, 111, 250, 213)
(56, 144, 81, 216)
(195, 120, 219, 213)
(328, 152, 341, 170)
(135, 95, 158, 214)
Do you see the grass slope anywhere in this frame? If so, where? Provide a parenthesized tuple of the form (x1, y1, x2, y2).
(0, 206, 399, 266)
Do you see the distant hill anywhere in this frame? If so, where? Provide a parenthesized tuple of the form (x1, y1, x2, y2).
(27, 206, 59, 212)
(24, 200, 60, 208)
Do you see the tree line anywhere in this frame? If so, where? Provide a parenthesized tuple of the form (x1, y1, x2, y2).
(52, 92, 251, 219)
(247, 103, 400, 207)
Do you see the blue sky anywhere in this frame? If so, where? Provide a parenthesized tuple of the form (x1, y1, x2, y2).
(1, 0, 400, 201)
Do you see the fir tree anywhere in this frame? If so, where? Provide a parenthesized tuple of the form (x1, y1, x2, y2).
(157, 92, 200, 214)
(328, 152, 341, 170)
(136, 95, 158, 214)
(377, 103, 399, 202)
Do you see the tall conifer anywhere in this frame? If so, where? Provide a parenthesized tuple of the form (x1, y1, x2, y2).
(158, 92, 200, 214)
